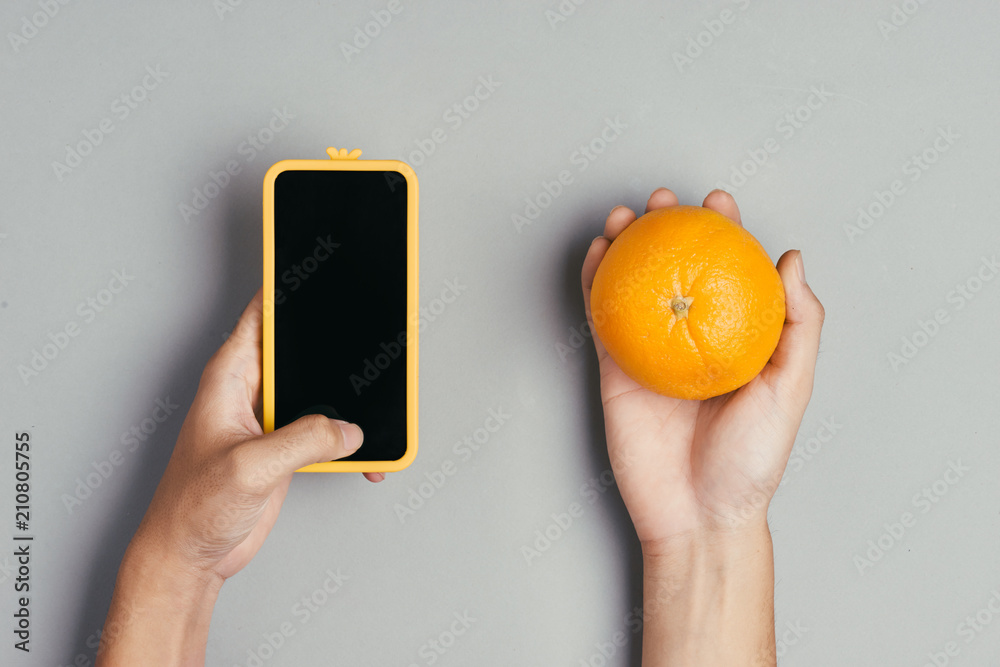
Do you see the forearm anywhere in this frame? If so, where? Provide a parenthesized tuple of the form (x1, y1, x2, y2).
(98, 538, 223, 666)
(641, 520, 775, 666)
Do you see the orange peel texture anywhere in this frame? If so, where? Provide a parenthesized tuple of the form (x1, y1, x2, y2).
(590, 205, 785, 400)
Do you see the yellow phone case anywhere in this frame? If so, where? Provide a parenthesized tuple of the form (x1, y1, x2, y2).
(262, 147, 418, 472)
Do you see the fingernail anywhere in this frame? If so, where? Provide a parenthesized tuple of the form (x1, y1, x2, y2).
(610, 204, 625, 215)
(592, 235, 605, 244)
(336, 421, 364, 451)
(794, 250, 806, 285)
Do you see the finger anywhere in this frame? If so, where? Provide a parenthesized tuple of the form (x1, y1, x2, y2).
(236, 416, 364, 488)
(581, 236, 610, 294)
(202, 289, 265, 402)
(585, 203, 641, 363)
(645, 187, 679, 212)
(603, 205, 637, 240)
(760, 251, 825, 403)
(702, 189, 742, 226)
(581, 236, 612, 362)
(364, 472, 385, 483)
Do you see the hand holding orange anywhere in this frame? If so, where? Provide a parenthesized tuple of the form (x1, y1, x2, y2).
(590, 204, 785, 400)
(581, 185, 825, 552)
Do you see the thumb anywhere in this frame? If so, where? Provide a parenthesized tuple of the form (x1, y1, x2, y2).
(761, 250, 825, 404)
(237, 415, 364, 489)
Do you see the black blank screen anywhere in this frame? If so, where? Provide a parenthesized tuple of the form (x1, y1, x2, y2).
(274, 169, 407, 461)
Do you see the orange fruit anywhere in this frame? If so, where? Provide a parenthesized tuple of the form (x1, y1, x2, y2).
(590, 205, 785, 400)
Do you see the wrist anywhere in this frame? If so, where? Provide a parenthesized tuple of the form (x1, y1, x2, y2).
(122, 534, 224, 602)
(638, 519, 775, 666)
(641, 517, 771, 566)
(98, 537, 223, 665)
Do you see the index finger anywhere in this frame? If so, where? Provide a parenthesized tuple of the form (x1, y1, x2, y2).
(702, 189, 742, 226)
(202, 288, 264, 402)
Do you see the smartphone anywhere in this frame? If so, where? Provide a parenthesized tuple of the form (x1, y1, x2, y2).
(262, 147, 418, 472)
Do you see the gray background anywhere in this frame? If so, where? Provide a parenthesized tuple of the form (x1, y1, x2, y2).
(2, 1, 999, 665)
